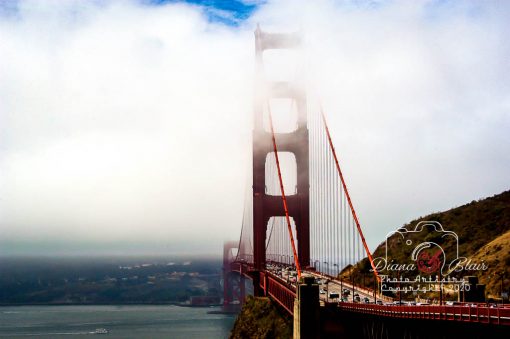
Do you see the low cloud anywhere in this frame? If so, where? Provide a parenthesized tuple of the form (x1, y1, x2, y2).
(1, 0, 509, 254)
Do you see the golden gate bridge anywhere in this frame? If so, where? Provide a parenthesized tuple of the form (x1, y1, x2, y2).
(223, 26, 510, 338)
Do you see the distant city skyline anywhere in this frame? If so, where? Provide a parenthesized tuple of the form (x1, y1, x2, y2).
(1, 0, 509, 255)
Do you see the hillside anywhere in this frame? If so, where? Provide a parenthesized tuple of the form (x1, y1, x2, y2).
(230, 296, 292, 339)
(472, 230, 510, 298)
(346, 190, 510, 299)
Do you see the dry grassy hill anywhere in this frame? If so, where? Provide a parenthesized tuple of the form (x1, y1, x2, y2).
(472, 230, 510, 298)
(346, 190, 510, 299)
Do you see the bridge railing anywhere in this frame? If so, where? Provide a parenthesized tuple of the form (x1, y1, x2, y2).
(265, 273, 296, 315)
(227, 262, 297, 315)
(338, 302, 510, 326)
(230, 262, 241, 272)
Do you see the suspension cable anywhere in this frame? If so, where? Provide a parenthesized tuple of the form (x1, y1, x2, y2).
(234, 204, 246, 263)
(265, 217, 276, 251)
(320, 105, 380, 282)
(267, 101, 302, 280)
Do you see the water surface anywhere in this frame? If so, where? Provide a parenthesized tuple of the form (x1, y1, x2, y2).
(0, 305, 235, 338)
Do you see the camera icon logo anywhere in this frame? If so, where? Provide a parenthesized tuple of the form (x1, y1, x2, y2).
(381, 221, 466, 275)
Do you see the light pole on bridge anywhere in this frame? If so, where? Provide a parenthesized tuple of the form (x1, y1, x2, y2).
(323, 262, 329, 277)
(438, 271, 443, 306)
(314, 260, 320, 273)
(325, 279, 330, 303)
(340, 278, 344, 301)
(373, 275, 377, 303)
(497, 271, 505, 303)
(399, 273, 402, 305)
(352, 273, 355, 303)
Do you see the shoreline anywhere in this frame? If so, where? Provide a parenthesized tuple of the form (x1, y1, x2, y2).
(0, 302, 222, 307)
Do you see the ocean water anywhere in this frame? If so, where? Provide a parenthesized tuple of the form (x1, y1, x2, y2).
(0, 305, 236, 339)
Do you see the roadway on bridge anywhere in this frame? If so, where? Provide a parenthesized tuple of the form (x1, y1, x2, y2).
(266, 262, 389, 305)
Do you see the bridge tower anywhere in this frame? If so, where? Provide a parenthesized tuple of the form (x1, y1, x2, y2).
(252, 26, 310, 294)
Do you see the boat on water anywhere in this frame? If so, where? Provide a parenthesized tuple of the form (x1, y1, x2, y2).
(92, 328, 109, 334)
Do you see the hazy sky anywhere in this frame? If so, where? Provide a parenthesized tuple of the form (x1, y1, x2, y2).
(1, 0, 509, 256)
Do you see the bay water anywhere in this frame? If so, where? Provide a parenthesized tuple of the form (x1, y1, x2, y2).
(0, 305, 236, 338)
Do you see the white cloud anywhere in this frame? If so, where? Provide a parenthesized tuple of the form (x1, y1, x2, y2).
(1, 0, 509, 255)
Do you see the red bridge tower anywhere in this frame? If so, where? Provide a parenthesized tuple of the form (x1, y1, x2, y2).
(252, 26, 310, 295)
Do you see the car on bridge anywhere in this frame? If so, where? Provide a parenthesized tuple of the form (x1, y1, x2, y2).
(329, 292, 340, 299)
(446, 301, 462, 306)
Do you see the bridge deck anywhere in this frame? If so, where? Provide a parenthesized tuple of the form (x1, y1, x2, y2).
(229, 262, 510, 326)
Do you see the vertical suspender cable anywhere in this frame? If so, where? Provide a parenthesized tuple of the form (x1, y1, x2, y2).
(318, 110, 323, 272)
(310, 110, 314, 265)
(344, 179, 347, 268)
(328, 141, 333, 275)
(322, 115, 326, 273)
(313, 110, 317, 265)
(322, 114, 326, 274)
(326, 139, 331, 275)
(341, 175, 344, 269)
(310, 112, 315, 266)
(334, 161, 339, 276)
(315, 111, 318, 265)
(313, 111, 316, 265)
